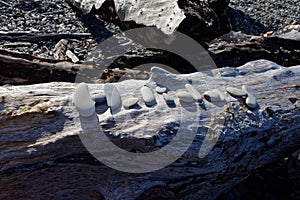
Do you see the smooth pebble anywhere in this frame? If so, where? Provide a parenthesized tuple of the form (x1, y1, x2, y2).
(242, 85, 258, 109)
(185, 84, 203, 102)
(226, 86, 247, 97)
(163, 93, 175, 104)
(104, 83, 122, 111)
(242, 85, 250, 93)
(245, 95, 258, 109)
(123, 97, 139, 109)
(176, 91, 194, 103)
(155, 86, 167, 94)
(73, 83, 95, 117)
(203, 89, 223, 102)
(141, 86, 156, 106)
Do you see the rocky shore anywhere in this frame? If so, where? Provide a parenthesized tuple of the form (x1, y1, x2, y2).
(0, 0, 299, 199)
(229, 0, 299, 35)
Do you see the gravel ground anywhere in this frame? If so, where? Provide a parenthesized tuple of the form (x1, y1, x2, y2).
(0, 0, 299, 59)
(229, 0, 300, 35)
(0, 0, 83, 33)
(0, 0, 120, 60)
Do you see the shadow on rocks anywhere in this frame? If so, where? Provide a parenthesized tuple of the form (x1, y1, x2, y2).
(229, 8, 269, 35)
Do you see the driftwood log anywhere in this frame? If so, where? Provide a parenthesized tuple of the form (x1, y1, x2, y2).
(66, 0, 231, 42)
(0, 60, 299, 199)
(209, 30, 300, 68)
(1, 30, 299, 85)
(0, 49, 95, 85)
(66, 0, 186, 34)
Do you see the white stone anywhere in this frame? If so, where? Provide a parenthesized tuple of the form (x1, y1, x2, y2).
(104, 83, 122, 111)
(123, 97, 139, 109)
(66, 50, 79, 63)
(176, 91, 194, 103)
(203, 89, 223, 102)
(163, 93, 175, 104)
(141, 86, 156, 106)
(73, 83, 95, 117)
(242, 85, 258, 109)
(93, 94, 106, 103)
(226, 87, 247, 97)
(155, 86, 167, 94)
(242, 85, 249, 93)
(185, 84, 203, 102)
(245, 95, 258, 109)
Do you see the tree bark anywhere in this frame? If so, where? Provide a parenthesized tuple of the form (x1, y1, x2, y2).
(0, 60, 299, 199)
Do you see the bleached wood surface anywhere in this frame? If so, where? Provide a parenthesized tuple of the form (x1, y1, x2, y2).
(66, 0, 185, 34)
(0, 60, 299, 199)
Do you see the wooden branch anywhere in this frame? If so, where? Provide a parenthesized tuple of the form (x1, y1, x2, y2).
(0, 32, 92, 42)
(0, 0, 11, 7)
(0, 60, 299, 199)
(0, 49, 149, 85)
(0, 49, 94, 85)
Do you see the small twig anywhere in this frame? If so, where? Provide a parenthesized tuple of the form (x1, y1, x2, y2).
(2, 42, 32, 47)
(0, 32, 93, 42)
(41, 10, 64, 15)
(0, 51, 95, 85)
(0, 0, 11, 7)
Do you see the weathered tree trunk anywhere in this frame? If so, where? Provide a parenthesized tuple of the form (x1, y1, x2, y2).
(66, 0, 231, 42)
(0, 60, 299, 199)
(0, 49, 94, 85)
(2, 30, 299, 85)
(209, 31, 300, 68)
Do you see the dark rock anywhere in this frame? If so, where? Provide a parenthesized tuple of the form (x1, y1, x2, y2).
(177, 0, 231, 42)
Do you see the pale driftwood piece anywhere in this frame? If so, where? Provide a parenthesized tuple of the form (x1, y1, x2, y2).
(53, 39, 69, 60)
(65, 0, 231, 41)
(0, 60, 299, 199)
(66, 0, 185, 34)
